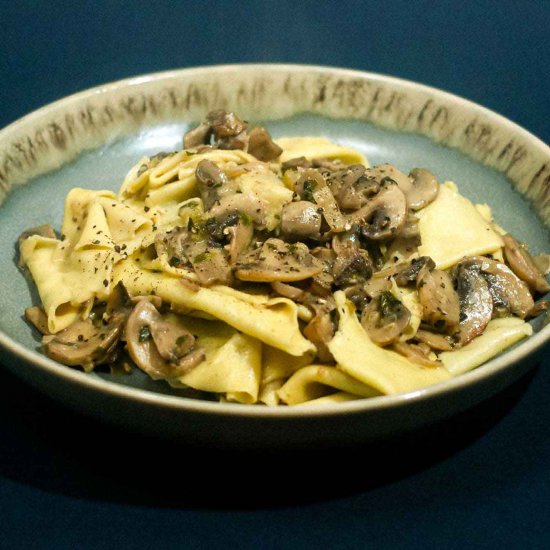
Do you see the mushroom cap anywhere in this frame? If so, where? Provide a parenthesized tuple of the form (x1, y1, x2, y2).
(417, 268, 460, 331)
(502, 233, 550, 294)
(361, 291, 411, 346)
(235, 238, 323, 283)
(454, 261, 493, 344)
(350, 182, 408, 240)
(125, 300, 204, 380)
(407, 168, 439, 210)
(280, 201, 322, 240)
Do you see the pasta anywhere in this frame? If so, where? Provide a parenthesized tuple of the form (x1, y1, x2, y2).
(19, 110, 549, 405)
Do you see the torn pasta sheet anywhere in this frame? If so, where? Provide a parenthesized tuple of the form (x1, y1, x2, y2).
(19, 110, 549, 405)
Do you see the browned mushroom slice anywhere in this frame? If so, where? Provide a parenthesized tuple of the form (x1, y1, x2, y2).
(195, 159, 229, 210)
(247, 127, 283, 161)
(156, 227, 232, 286)
(349, 182, 407, 241)
(295, 169, 347, 232)
(331, 228, 373, 287)
(502, 233, 550, 294)
(183, 123, 213, 149)
(309, 247, 336, 297)
(25, 306, 50, 335)
(454, 262, 493, 344)
(392, 341, 441, 367)
(527, 300, 550, 319)
(235, 238, 322, 283)
(329, 164, 380, 210)
(270, 281, 306, 301)
(125, 300, 204, 380)
(280, 201, 322, 240)
(385, 213, 421, 262)
(209, 194, 267, 226)
(473, 257, 534, 319)
(365, 163, 411, 189)
(281, 156, 311, 171)
(413, 329, 454, 351)
(417, 268, 460, 332)
(207, 110, 248, 139)
(226, 220, 254, 264)
(303, 302, 336, 363)
(42, 314, 125, 372)
(406, 168, 439, 210)
(361, 291, 411, 346)
(394, 256, 436, 287)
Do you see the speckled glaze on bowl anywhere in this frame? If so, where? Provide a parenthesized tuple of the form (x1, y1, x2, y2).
(0, 64, 549, 449)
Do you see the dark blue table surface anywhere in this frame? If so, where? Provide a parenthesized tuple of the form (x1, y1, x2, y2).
(2, 2, 550, 548)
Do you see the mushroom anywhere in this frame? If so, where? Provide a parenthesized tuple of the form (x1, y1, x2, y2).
(42, 314, 125, 372)
(303, 302, 336, 363)
(413, 329, 454, 351)
(329, 164, 380, 210)
(417, 268, 460, 332)
(502, 233, 550, 294)
(183, 123, 212, 148)
(209, 193, 267, 227)
(280, 201, 322, 241)
(125, 300, 205, 380)
(155, 227, 232, 286)
(406, 168, 439, 210)
(295, 169, 347, 232)
(454, 261, 493, 344)
(309, 247, 336, 297)
(225, 219, 254, 264)
(392, 341, 441, 367)
(24, 306, 50, 335)
(247, 127, 283, 161)
(349, 181, 407, 240)
(461, 256, 534, 319)
(207, 110, 248, 139)
(281, 156, 311, 172)
(394, 256, 436, 287)
(270, 281, 306, 301)
(361, 291, 411, 346)
(195, 160, 229, 210)
(384, 213, 421, 262)
(235, 238, 323, 283)
(331, 229, 372, 287)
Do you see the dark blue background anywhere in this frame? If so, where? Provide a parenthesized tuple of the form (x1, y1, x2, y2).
(2, 1, 550, 548)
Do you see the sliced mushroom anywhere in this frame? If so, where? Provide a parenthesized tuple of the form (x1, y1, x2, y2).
(461, 256, 534, 319)
(207, 110, 248, 139)
(42, 314, 125, 372)
(413, 328, 454, 351)
(183, 123, 212, 149)
(454, 262, 493, 344)
(156, 227, 232, 286)
(349, 181, 407, 240)
(235, 238, 322, 283)
(385, 213, 421, 262)
(209, 194, 267, 226)
(303, 302, 336, 363)
(329, 164, 379, 210)
(406, 168, 439, 210)
(125, 300, 204, 380)
(280, 201, 322, 240)
(226, 219, 254, 264)
(24, 306, 50, 335)
(281, 156, 311, 172)
(247, 127, 283, 161)
(295, 169, 347, 232)
(394, 256, 435, 287)
(331, 228, 373, 286)
(502, 233, 550, 294)
(417, 268, 460, 332)
(195, 160, 228, 210)
(392, 341, 441, 367)
(361, 291, 411, 346)
(270, 281, 306, 301)
(309, 247, 336, 297)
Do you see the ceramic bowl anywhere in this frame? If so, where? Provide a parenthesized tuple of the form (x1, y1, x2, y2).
(1, 64, 549, 449)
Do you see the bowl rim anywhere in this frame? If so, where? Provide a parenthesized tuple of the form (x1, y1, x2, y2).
(1, 63, 549, 419)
